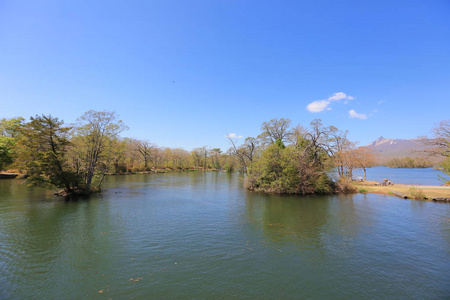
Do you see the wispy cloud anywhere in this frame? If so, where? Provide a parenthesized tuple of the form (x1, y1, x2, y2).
(329, 92, 352, 101)
(377, 100, 385, 105)
(306, 92, 354, 113)
(348, 109, 367, 120)
(227, 133, 243, 138)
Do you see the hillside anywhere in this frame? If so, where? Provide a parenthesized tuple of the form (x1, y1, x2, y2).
(365, 136, 441, 165)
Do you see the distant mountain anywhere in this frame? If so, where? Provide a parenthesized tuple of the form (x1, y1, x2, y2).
(365, 136, 439, 163)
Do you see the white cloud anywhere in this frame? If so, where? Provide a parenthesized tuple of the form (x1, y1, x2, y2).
(227, 133, 243, 138)
(306, 100, 330, 113)
(306, 92, 354, 113)
(348, 109, 367, 120)
(377, 100, 385, 105)
(328, 92, 348, 101)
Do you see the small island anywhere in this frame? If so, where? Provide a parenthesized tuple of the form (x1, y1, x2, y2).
(1, 115, 449, 200)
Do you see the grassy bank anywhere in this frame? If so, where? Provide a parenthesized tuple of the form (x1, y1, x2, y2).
(355, 180, 450, 201)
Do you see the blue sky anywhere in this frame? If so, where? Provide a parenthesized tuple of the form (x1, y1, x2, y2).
(1, 0, 449, 151)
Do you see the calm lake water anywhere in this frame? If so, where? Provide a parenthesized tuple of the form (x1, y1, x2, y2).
(353, 166, 446, 185)
(1, 172, 449, 299)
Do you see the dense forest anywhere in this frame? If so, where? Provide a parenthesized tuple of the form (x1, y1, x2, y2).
(1, 112, 449, 196)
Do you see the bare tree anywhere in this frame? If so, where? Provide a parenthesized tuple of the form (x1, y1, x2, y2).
(227, 135, 248, 172)
(137, 140, 156, 170)
(72, 110, 128, 192)
(304, 119, 334, 166)
(430, 120, 450, 182)
(432, 120, 450, 156)
(227, 135, 259, 172)
(259, 118, 292, 144)
(328, 126, 353, 178)
(241, 137, 259, 163)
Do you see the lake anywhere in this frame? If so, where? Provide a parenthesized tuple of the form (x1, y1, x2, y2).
(0, 172, 449, 299)
(353, 166, 446, 185)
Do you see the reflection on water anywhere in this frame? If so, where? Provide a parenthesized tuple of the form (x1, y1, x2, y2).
(0, 172, 449, 299)
(0, 195, 121, 299)
(246, 193, 332, 248)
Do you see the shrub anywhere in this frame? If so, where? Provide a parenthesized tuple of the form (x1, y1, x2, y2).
(314, 174, 334, 194)
(335, 178, 357, 193)
(408, 186, 427, 200)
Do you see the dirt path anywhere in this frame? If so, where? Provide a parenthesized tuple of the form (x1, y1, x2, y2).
(394, 184, 450, 189)
(406, 185, 450, 189)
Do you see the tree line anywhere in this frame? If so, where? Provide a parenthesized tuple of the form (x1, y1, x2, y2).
(0, 111, 249, 195)
(384, 157, 434, 168)
(1, 113, 448, 196)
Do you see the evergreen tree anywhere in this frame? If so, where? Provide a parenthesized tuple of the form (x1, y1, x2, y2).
(16, 115, 81, 194)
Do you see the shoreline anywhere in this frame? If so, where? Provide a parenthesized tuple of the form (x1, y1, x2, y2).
(2, 171, 448, 202)
(354, 181, 450, 202)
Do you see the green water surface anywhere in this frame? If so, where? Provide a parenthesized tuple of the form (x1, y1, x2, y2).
(0, 172, 449, 299)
